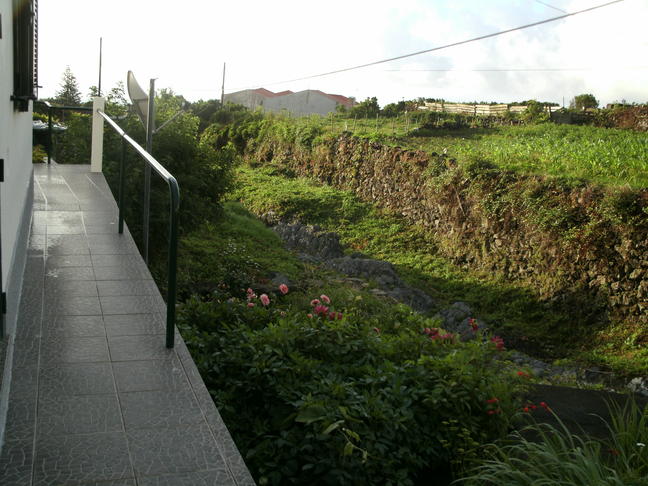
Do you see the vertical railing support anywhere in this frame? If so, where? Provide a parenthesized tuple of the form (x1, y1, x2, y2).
(166, 179, 179, 349)
(90, 97, 106, 173)
(143, 80, 156, 264)
(118, 137, 126, 234)
(47, 104, 52, 164)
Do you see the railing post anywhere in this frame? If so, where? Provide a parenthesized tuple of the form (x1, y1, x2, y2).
(166, 182, 179, 348)
(90, 97, 106, 172)
(118, 137, 126, 234)
(47, 105, 52, 164)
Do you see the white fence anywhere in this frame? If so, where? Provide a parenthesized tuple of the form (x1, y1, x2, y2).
(419, 102, 553, 116)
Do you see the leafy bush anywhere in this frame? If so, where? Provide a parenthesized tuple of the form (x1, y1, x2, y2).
(179, 289, 522, 485)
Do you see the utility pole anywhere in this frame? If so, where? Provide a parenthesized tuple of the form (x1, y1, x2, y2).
(98, 37, 103, 96)
(220, 62, 226, 107)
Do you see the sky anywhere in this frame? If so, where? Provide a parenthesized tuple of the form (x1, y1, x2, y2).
(38, 0, 648, 107)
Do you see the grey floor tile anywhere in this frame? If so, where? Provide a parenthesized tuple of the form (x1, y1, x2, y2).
(120, 390, 203, 430)
(91, 254, 147, 268)
(8, 367, 39, 400)
(137, 470, 236, 486)
(100, 296, 161, 315)
(46, 234, 90, 255)
(127, 424, 226, 476)
(0, 438, 33, 486)
(46, 224, 85, 235)
(28, 234, 46, 256)
(45, 266, 95, 280)
(33, 432, 133, 486)
(113, 358, 189, 393)
(77, 480, 136, 486)
(39, 362, 115, 398)
(40, 335, 109, 364)
(43, 295, 102, 316)
(45, 279, 99, 299)
(103, 314, 164, 337)
(45, 254, 92, 268)
(42, 315, 106, 337)
(81, 211, 119, 224)
(4, 398, 36, 441)
(37, 395, 122, 436)
(94, 266, 152, 281)
(85, 224, 120, 234)
(97, 280, 159, 297)
(89, 244, 140, 255)
(108, 335, 173, 361)
(12, 336, 40, 368)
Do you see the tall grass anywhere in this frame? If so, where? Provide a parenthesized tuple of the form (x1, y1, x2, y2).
(456, 400, 648, 486)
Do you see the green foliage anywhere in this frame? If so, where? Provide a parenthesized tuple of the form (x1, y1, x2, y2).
(54, 66, 82, 106)
(233, 167, 647, 376)
(54, 112, 92, 164)
(571, 93, 599, 111)
(350, 96, 380, 118)
(457, 400, 648, 485)
(521, 100, 549, 124)
(179, 290, 521, 485)
(32, 145, 46, 163)
(176, 202, 301, 297)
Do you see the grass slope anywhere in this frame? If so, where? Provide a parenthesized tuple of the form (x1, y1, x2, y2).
(233, 166, 648, 377)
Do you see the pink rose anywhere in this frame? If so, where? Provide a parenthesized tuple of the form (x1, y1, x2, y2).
(320, 294, 331, 304)
(279, 284, 289, 295)
(260, 294, 270, 306)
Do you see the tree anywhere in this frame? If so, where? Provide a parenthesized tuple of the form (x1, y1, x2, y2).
(54, 66, 82, 105)
(349, 97, 380, 118)
(570, 93, 598, 111)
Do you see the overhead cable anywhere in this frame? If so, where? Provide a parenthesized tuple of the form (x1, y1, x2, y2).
(230, 0, 623, 90)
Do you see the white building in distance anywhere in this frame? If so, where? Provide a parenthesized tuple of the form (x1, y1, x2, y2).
(223, 88, 355, 116)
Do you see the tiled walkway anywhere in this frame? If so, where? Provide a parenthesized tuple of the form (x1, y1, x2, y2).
(0, 163, 254, 485)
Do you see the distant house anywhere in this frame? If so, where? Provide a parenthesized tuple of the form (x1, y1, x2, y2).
(223, 88, 292, 111)
(224, 88, 354, 115)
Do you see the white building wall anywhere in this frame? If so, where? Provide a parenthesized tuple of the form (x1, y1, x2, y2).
(0, 0, 33, 295)
(264, 90, 338, 116)
(223, 90, 267, 110)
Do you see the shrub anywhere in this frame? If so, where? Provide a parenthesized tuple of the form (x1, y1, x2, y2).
(179, 289, 522, 485)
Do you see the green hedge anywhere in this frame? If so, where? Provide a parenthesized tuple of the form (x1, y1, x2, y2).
(179, 289, 523, 485)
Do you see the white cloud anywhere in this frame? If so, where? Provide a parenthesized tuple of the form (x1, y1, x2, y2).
(39, 0, 648, 107)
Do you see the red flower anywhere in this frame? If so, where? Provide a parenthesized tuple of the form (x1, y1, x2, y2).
(259, 294, 270, 306)
(310, 299, 320, 306)
(523, 407, 530, 413)
(540, 401, 548, 409)
(517, 371, 530, 378)
(313, 305, 329, 315)
(608, 448, 620, 456)
(487, 410, 496, 415)
(486, 398, 499, 404)
(373, 327, 381, 334)
(490, 336, 505, 351)
(278, 284, 289, 295)
(468, 318, 478, 332)
(320, 294, 331, 304)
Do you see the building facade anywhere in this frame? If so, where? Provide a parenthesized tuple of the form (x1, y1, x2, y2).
(0, 0, 38, 443)
(224, 88, 354, 115)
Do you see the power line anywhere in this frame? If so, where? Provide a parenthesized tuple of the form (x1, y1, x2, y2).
(383, 66, 648, 72)
(229, 0, 623, 91)
(534, 0, 567, 14)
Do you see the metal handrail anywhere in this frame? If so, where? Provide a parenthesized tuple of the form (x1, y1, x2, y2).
(36, 101, 93, 164)
(97, 109, 180, 348)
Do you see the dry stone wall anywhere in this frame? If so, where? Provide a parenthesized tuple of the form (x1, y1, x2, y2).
(252, 134, 648, 324)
